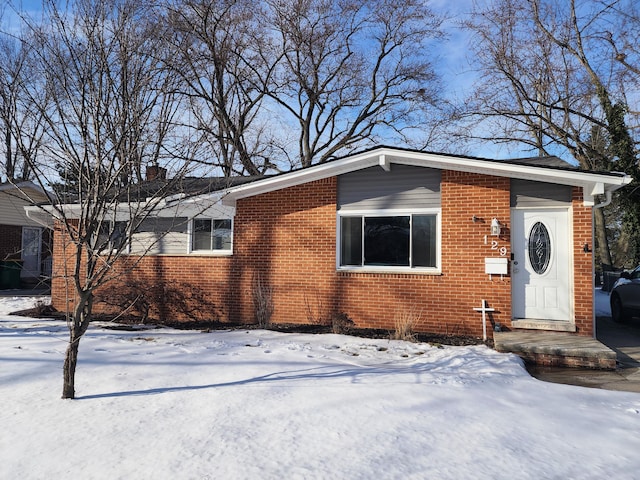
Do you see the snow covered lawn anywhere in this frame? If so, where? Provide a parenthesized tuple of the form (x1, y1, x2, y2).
(1, 296, 639, 479)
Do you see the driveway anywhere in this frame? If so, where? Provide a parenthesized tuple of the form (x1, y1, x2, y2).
(529, 290, 640, 392)
(597, 315, 640, 369)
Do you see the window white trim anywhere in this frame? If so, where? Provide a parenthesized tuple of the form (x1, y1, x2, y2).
(336, 208, 441, 274)
(187, 217, 234, 255)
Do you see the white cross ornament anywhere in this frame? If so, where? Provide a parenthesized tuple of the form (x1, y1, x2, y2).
(473, 299, 495, 341)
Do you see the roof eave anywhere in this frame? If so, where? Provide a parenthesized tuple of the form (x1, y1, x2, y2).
(222, 147, 633, 206)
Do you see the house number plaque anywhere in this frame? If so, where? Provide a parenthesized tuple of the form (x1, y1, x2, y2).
(484, 235, 507, 256)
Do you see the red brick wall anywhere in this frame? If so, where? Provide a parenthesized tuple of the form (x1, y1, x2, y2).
(571, 187, 595, 335)
(229, 178, 339, 324)
(440, 171, 512, 333)
(50, 222, 80, 311)
(50, 172, 595, 338)
(330, 172, 512, 336)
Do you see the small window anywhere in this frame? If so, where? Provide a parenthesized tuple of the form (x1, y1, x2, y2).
(192, 219, 232, 251)
(339, 213, 438, 270)
(97, 220, 128, 252)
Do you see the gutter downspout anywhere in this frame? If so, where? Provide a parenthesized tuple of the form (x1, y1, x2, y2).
(591, 189, 613, 339)
(25, 206, 54, 229)
(594, 190, 612, 209)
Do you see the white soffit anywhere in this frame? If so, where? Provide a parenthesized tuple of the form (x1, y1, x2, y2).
(223, 147, 632, 205)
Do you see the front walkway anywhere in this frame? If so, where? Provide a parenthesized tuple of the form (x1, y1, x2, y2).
(495, 314, 640, 392)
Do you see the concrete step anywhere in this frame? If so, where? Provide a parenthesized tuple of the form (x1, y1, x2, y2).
(494, 331, 617, 370)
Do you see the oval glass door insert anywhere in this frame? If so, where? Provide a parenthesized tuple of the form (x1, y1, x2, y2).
(528, 222, 551, 274)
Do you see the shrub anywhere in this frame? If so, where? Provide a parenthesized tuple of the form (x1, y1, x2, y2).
(96, 279, 218, 323)
(304, 293, 330, 326)
(392, 307, 422, 342)
(252, 272, 274, 328)
(331, 312, 354, 335)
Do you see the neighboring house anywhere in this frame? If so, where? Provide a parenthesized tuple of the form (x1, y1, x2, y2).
(41, 147, 631, 338)
(0, 181, 52, 286)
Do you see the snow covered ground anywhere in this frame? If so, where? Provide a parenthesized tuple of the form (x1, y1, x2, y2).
(1, 295, 639, 479)
(595, 287, 612, 317)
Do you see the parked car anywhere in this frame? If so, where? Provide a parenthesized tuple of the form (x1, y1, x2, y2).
(610, 266, 640, 322)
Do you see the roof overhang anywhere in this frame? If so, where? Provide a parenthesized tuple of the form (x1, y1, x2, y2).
(222, 147, 632, 207)
(24, 189, 232, 226)
(0, 180, 53, 203)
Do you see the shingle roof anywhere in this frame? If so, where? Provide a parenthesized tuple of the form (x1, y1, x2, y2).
(509, 156, 577, 169)
(124, 175, 266, 200)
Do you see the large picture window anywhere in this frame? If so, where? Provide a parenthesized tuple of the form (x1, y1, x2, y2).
(339, 212, 438, 270)
(192, 219, 232, 252)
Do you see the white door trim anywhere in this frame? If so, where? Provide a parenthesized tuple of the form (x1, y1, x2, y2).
(511, 208, 573, 325)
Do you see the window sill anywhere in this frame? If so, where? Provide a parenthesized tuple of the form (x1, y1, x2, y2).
(337, 267, 441, 275)
(121, 251, 233, 257)
(189, 250, 233, 256)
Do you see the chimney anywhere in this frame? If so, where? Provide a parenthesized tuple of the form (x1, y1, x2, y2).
(146, 165, 167, 181)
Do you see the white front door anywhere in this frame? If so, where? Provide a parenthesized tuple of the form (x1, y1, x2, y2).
(21, 227, 42, 278)
(511, 209, 571, 321)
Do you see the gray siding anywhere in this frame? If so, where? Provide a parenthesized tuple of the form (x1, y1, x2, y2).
(338, 165, 441, 211)
(129, 217, 190, 255)
(510, 179, 572, 208)
(0, 192, 43, 227)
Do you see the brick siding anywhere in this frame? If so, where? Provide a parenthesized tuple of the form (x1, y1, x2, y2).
(50, 171, 596, 338)
(571, 187, 595, 335)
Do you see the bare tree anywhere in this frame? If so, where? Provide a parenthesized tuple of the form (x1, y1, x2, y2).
(162, 0, 445, 172)
(19, 0, 199, 399)
(460, 0, 639, 266)
(105, 4, 182, 185)
(267, 0, 444, 167)
(0, 28, 47, 182)
(165, 0, 279, 176)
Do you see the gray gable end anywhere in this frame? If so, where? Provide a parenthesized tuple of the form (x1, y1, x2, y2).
(337, 164, 441, 211)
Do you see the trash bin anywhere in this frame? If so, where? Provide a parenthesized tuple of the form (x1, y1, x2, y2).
(0, 260, 23, 289)
(603, 270, 621, 292)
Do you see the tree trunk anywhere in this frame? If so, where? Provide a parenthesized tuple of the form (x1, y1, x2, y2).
(594, 205, 612, 268)
(61, 292, 93, 399)
(5, 124, 13, 181)
(62, 332, 80, 399)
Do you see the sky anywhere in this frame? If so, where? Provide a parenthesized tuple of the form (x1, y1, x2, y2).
(2, 294, 640, 479)
(0, 0, 531, 163)
(3, 0, 612, 170)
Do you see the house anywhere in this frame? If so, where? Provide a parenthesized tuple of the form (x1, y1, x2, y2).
(0, 181, 52, 287)
(43, 147, 631, 338)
